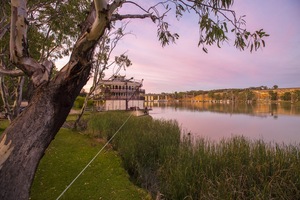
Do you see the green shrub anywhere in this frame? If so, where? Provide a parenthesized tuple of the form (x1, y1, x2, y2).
(73, 96, 93, 109)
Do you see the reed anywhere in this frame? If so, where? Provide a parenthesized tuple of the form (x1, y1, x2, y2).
(87, 112, 300, 199)
(87, 111, 181, 194)
(161, 137, 300, 199)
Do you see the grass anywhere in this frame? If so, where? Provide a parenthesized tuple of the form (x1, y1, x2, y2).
(160, 137, 300, 199)
(87, 111, 300, 199)
(87, 111, 181, 195)
(1, 117, 151, 200)
(30, 128, 150, 200)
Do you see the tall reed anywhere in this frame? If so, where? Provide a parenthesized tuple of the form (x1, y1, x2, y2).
(160, 136, 300, 199)
(87, 111, 181, 194)
(87, 112, 300, 199)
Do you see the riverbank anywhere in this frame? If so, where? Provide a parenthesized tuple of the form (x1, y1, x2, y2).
(1, 112, 300, 199)
(87, 111, 300, 199)
(145, 87, 300, 103)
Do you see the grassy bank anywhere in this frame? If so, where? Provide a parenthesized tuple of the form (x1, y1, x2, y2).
(2, 111, 300, 199)
(0, 118, 151, 200)
(87, 111, 300, 199)
(160, 137, 300, 199)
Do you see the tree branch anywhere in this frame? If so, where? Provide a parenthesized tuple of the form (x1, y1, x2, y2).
(9, 0, 53, 87)
(112, 13, 155, 21)
(0, 66, 24, 77)
(0, 22, 10, 40)
(0, 58, 24, 77)
(57, 0, 125, 83)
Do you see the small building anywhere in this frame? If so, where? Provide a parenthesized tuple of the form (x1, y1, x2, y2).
(93, 75, 145, 111)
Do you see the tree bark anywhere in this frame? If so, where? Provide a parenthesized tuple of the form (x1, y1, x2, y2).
(0, 60, 92, 199)
(0, 0, 124, 199)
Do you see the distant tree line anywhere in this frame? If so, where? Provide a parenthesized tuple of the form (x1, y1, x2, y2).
(269, 90, 300, 102)
(147, 87, 300, 103)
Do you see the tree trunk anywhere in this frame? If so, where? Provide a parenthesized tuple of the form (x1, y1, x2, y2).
(0, 0, 124, 198)
(0, 62, 92, 200)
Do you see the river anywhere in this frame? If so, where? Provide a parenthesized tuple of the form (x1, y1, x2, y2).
(147, 102, 300, 144)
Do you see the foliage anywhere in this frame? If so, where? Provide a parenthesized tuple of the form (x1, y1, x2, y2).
(167, 0, 269, 52)
(281, 92, 291, 101)
(208, 91, 215, 99)
(215, 93, 221, 100)
(269, 91, 278, 101)
(73, 96, 93, 109)
(238, 89, 255, 101)
(1, 0, 90, 61)
(27, 0, 91, 60)
(292, 90, 300, 103)
(177, 88, 257, 102)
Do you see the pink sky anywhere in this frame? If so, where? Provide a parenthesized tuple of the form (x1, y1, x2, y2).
(57, 0, 300, 94)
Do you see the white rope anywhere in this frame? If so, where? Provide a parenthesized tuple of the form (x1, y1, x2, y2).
(56, 113, 133, 200)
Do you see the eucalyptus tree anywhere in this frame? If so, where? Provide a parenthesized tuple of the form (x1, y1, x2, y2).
(0, 0, 268, 199)
(269, 90, 278, 101)
(0, 0, 90, 121)
(281, 92, 291, 101)
(292, 90, 300, 103)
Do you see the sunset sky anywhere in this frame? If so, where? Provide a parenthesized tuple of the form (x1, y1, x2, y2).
(58, 0, 300, 94)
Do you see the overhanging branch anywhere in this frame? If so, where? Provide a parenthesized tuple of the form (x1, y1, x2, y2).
(112, 13, 155, 21)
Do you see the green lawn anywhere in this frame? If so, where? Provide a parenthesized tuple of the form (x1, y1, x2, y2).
(30, 128, 151, 200)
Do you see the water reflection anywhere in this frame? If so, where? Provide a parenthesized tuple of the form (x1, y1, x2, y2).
(148, 102, 300, 144)
(149, 102, 300, 118)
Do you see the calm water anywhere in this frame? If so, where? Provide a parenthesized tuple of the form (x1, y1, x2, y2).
(148, 102, 300, 144)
